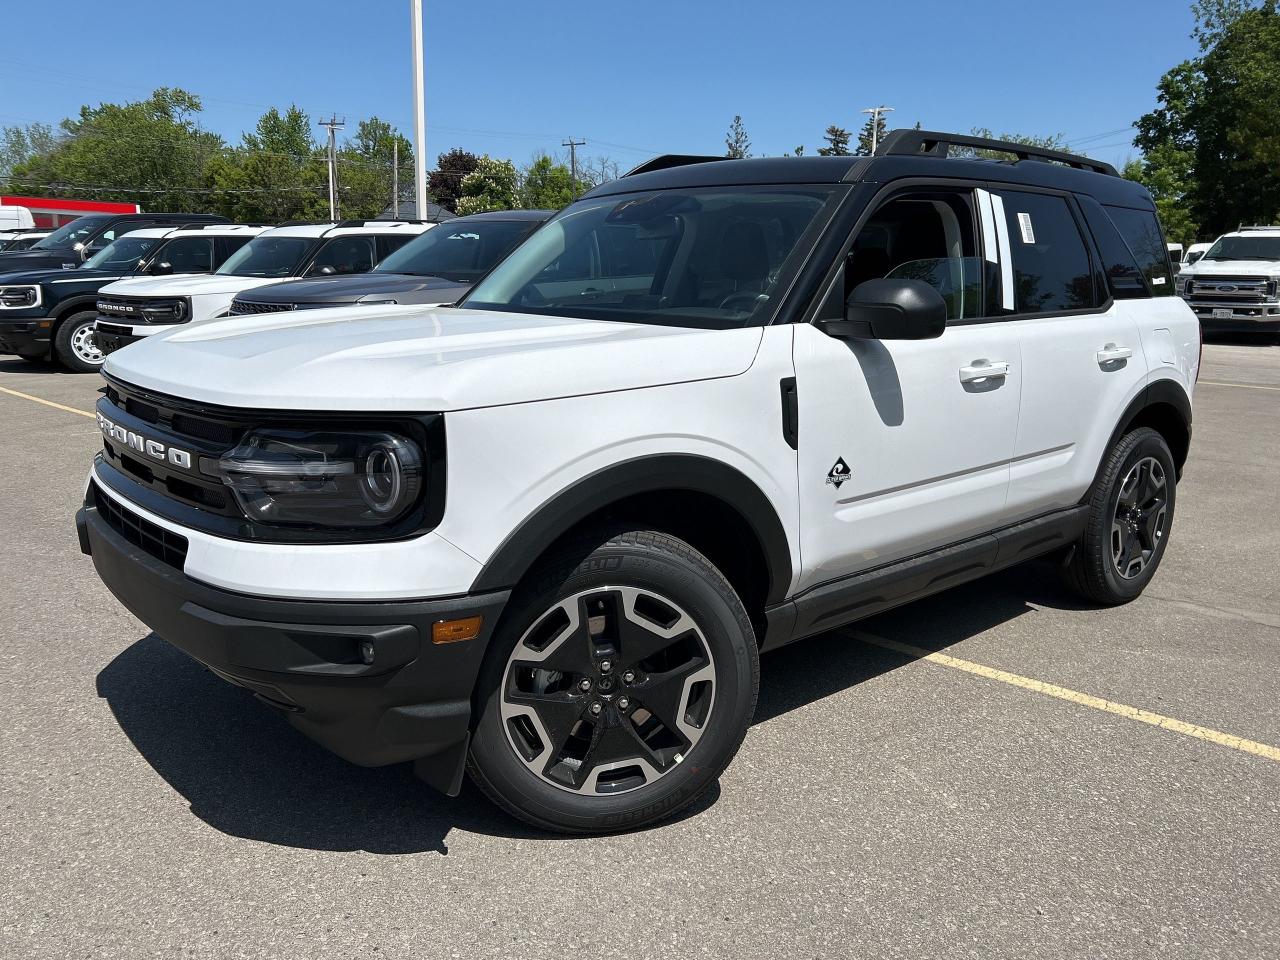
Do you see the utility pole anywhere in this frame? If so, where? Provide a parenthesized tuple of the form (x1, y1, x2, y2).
(562, 137, 586, 198)
(319, 114, 345, 220)
(410, 0, 428, 219)
(860, 105, 895, 154)
(392, 140, 399, 218)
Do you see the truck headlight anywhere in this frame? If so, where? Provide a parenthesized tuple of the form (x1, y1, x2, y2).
(217, 429, 423, 528)
(0, 285, 41, 309)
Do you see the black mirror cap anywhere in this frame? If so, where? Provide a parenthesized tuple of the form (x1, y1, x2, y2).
(152, 261, 174, 276)
(819, 278, 947, 341)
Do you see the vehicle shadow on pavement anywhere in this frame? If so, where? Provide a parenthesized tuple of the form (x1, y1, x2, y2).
(95, 561, 1082, 854)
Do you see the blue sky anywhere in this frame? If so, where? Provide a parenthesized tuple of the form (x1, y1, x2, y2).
(1, 0, 1199, 173)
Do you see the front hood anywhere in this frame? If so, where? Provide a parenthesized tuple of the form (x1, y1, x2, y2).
(0, 249, 78, 272)
(102, 306, 763, 412)
(240, 273, 469, 306)
(99, 274, 274, 297)
(0, 267, 126, 286)
(1181, 260, 1280, 278)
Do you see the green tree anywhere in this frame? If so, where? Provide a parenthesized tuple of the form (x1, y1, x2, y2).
(10, 88, 224, 211)
(204, 105, 327, 222)
(456, 156, 521, 214)
(855, 114, 888, 156)
(0, 122, 56, 180)
(725, 115, 751, 158)
(337, 117, 413, 219)
(817, 125, 851, 156)
(521, 153, 578, 209)
(1192, 0, 1258, 48)
(1122, 146, 1199, 244)
(429, 148, 479, 213)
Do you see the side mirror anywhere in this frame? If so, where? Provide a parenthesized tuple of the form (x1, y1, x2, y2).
(818, 278, 947, 341)
(318, 265, 336, 276)
(150, 261, 174, 276)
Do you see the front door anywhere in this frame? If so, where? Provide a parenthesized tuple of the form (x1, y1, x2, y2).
(792, 186, 1023, 592)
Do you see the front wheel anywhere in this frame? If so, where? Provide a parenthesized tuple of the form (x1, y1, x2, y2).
(467, 528, 759, 834)
(1064, 427, 1177, 605)
(54, 311, 105, 373)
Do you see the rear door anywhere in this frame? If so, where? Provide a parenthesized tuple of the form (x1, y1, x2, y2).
(995, 188, 1149, 518)
(792, 184, 1023, 591)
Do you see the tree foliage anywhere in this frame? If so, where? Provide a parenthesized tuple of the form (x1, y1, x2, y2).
(429, 148, 479, 213)
(855, 114, 888, 156)
(817, 125, 851, 156)
(456, 156, 521, 215)
(0, 122, 56, 179)
(724, 115, 751, 159)
(521, 153, 579, 209)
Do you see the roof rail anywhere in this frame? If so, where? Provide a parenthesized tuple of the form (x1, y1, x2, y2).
(277, 220, 332, 227)
(623, 155, 731, 177)
(335, 218, 429, 228)
(875, 129, 1118, 177)
(1237, 224, 1280, 231)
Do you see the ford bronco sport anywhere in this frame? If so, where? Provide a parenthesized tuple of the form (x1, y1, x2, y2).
(77, 131, 1199, 833)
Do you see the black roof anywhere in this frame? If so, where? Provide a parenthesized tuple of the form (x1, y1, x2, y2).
(586, 139, 1149, 209)
(445, 209, 554, 223)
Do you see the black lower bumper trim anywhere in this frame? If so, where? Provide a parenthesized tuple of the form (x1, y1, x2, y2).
(78, 500, 509, 794)
(96, 329, 143, 355)
(0, 322, 48, 357)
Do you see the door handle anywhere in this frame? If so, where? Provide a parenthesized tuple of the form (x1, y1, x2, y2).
(1096, 343, 1133, 365)
(958, 360, 1010, 383)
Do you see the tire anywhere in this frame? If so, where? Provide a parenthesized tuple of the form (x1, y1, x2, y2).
(467, 527, 759, 834)
(1064, 427, 1176, 605)
(53, 311, 105, 373)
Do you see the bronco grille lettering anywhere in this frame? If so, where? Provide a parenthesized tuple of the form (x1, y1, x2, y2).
(97, 412, 193, 469)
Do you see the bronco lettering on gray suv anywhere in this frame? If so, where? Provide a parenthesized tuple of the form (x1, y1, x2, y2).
(77, 130, 1199, 833)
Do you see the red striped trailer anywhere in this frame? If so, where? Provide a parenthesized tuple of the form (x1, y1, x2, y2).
(0, 195, 141, 229)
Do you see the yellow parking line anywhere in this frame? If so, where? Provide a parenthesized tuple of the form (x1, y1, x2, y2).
(0, 384, 95, 419)
(1198, 379, 1280, 392)
(848, 630, 1280, 763)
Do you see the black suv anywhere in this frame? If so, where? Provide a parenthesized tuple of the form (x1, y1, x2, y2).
(227, 210, 551, 315)
(0, 212, 227, 274)
(0, 224, 260, 371)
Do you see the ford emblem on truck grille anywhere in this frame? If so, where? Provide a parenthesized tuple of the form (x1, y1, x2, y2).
(97, 412, 193, 469)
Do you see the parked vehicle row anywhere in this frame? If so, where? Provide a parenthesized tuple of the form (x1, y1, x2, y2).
(75, 130, 1200, 833)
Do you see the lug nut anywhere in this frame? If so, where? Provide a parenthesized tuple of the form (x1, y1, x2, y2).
(589, 701, 603, 716)
(617, 696, 630, 711)
(599, 660, 613, 674)
(578, 678, 592, 693)
(622, 670, 636, 684)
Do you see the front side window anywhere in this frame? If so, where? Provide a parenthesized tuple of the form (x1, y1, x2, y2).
(377, 219, 540, 282)
(81, 235, 162, 271)
(153, 236, 214, 273)
(305, 236, 377, 276)
(844, 191, 994, 321)
(1105, 205, 1174, 296)
(463, 186, 841, 329)
(32, 216, 109, 250)
(217, 236, 317, 278)
(996, 191, 1097, 314)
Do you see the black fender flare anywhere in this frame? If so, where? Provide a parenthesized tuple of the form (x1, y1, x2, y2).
(53, 295, 102, 326)
(470, 454, 794, 605)
(1094, 378, 1193, 487)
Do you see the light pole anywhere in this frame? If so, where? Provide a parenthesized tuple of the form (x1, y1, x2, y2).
(410, 0, 428, 218)
(861, 105, 895, 154)
(319, 114, 345, 220)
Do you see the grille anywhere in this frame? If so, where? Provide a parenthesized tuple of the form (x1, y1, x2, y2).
(229, 299, 296, 316)
(1186, 276, 1275, 303)
(97, 294, 188, 325)
(92, 482, 189, 570)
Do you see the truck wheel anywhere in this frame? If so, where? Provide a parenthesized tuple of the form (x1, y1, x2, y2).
(54, 311, 105, 373)
(467, 528, 759, 834)
(1064, 427, 1177, 605)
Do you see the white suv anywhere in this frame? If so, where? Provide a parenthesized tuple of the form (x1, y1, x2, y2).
(1176, 225, 1280, 339)
(93, 220, 432, 354)
(78, 131, 1199, 833)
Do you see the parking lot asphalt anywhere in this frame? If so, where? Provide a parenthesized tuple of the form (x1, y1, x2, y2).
(1, 343, 1278, 959)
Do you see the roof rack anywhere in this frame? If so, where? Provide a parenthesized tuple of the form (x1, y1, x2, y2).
(875, 129, 1118, 177)
(334, 218, 429, 228)
(1237, 224, 1280, 231)
(623, 155, 730, 177)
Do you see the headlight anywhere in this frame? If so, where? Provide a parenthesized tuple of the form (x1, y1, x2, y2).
(0, 285, 41, 309)
(139, 298, 189, 323)
(217, 429, 424, 528)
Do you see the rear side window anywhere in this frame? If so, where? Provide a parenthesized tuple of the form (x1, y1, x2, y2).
(214, 236, 252, 265)
(1077, 196, 1147, 300)
(995, 191, 1097, 314)
(157, 237, 214, 273)
(376, 235, 412, 261)
(1105, 205, 1174, 296)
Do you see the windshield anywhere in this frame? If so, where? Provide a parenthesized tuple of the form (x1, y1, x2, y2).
(376, 219, 541, 282)
(32, 216, 111, 250)
(1202, 235, 1280, 261)
(82, 235, 162, 271)
(462, 186, 840, 328)
(216, 235, 316, 278)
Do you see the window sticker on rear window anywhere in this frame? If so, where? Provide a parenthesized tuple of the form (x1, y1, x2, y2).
(1017, 212, 1036, 244)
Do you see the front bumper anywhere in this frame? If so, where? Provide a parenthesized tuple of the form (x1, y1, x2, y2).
(0, 318, 51, 357)
(77, 495, 509, 795)
(1183, 297, 1280, 334)
(94, 321, 143, 355)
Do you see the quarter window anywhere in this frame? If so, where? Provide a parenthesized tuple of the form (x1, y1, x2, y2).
(995, 192, 1097, 314)
(1077, 196, 1147, 300)
(1104, 205, 1175, 296)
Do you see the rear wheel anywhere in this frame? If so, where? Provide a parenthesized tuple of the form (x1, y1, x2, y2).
(467, 528, 759, 834)
(1064, 427, 1176, 605)
(53, 311, 104, 373)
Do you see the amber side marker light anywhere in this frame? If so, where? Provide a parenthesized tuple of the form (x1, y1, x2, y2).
(432, 615, 483, 644)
